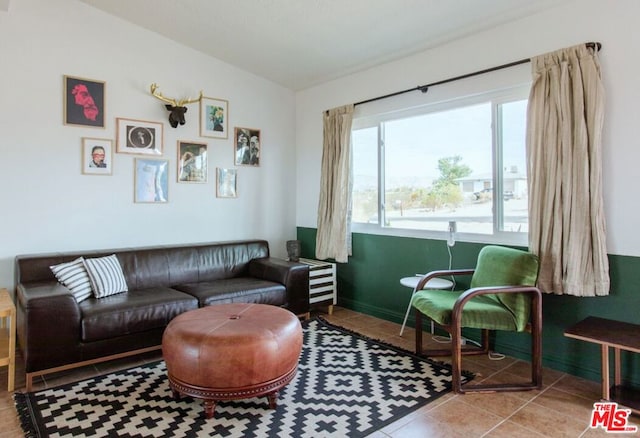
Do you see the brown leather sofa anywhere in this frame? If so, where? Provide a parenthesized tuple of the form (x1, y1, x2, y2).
(15, 240, 309, 390)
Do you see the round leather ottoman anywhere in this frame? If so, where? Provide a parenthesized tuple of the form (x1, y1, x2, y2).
(162, 303, 303, 419)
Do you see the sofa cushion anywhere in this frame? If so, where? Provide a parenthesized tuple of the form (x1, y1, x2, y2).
(173, 277, 286, 307)
(84, 254, 129, 298)
(50, 257, 93, 303)
(79, 288, 198, 342)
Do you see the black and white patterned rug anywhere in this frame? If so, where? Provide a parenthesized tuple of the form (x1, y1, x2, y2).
(15, 318, 470, 437)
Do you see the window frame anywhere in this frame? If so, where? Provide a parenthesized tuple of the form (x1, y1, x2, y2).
(351, 84, 530, 246)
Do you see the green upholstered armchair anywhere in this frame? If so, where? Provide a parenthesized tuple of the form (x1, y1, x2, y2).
(411, 245, 542, 394)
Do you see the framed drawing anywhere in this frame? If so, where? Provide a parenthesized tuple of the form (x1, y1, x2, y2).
(117, 118, 163, 156)
(177, 140, 208, 183)
(134, 158, 169, 203)
(82, 137, 112, 175)
(216, 168, 237, 198)
(234, 127, 260, 166)
(64, 75, 105, 128)
(200, 97, 229, 139)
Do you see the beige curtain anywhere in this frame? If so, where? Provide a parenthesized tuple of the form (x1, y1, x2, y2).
(315, 104, 354, 263)
(527, 44, 609, 296)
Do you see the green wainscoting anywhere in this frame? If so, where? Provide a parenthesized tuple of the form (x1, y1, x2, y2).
(297, 227, 640, 386)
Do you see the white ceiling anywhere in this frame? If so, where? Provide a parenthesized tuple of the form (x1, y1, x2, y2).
(79, 0, 570, 90)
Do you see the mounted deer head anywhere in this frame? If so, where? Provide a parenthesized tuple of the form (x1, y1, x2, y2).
(150, 83, 203, 128)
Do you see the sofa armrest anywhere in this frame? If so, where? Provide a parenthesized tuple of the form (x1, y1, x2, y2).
(249, 257, 309, 315)
(16, 282, 82, 372)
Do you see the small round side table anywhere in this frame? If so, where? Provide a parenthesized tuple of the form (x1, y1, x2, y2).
(399, 276, 453, 336)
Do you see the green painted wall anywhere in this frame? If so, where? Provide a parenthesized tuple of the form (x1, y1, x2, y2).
(298, 227, 640, 385)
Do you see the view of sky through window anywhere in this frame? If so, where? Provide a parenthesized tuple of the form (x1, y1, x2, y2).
(352, 97, 528, 239)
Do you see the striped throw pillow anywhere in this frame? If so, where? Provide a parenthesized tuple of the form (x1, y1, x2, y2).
(50, 257, 93, 303)
(83, 254, 128, 298)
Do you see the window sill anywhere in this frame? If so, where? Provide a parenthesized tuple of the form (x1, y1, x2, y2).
(351, 222, 528, 247)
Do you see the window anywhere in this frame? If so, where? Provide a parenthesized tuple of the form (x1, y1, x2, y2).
(351, 86, 529, 245)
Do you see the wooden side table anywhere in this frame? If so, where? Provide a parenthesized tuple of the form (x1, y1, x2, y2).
(0, 288, 16, 392)
(564, 316, 640, 413)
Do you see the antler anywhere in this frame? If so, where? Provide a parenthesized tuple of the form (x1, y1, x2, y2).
(150, 83, 202, 107)
(150, 83, 177, 106)
(177, 90, 203, 107)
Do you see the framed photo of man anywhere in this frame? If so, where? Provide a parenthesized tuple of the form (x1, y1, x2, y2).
(82, 138, 112, 175)
(64, 75, 105, 128)
(116, 117, 163, 156)
(234, 127, 260, 166)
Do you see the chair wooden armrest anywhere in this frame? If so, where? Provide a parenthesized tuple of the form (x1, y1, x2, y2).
(449, 285, 543, 393)
(453, 285, 542, 316)
(452, 285, 542, 331)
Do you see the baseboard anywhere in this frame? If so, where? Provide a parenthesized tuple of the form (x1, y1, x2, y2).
(338, 297, 406, 325)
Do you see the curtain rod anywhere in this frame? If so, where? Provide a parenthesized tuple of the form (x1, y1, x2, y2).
(353, 42, 602, 107)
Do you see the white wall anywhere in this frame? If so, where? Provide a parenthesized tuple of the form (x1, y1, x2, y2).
(0, 0, 297, 290)
(295, 0, 640, 257)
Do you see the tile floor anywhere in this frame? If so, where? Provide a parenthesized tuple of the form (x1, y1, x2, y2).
(0, 306, 637, 437)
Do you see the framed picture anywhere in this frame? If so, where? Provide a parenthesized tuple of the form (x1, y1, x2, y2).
(81, 137, 112, 175)
(134, 158, 169, 203)
(178, 141, 208, 183)
(117, 118, 163, 156)
(216, 168, 237, 198)
(64, 75, 105, 128)
(200, 97, 229, 139)
(234, 127, 260, 166)
(200, 97, 229, 138)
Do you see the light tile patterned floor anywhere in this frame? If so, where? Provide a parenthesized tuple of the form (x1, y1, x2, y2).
(0, 306, 637, 437)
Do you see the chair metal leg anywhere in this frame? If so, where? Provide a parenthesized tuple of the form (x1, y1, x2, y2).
(400, 288, 417, 336)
